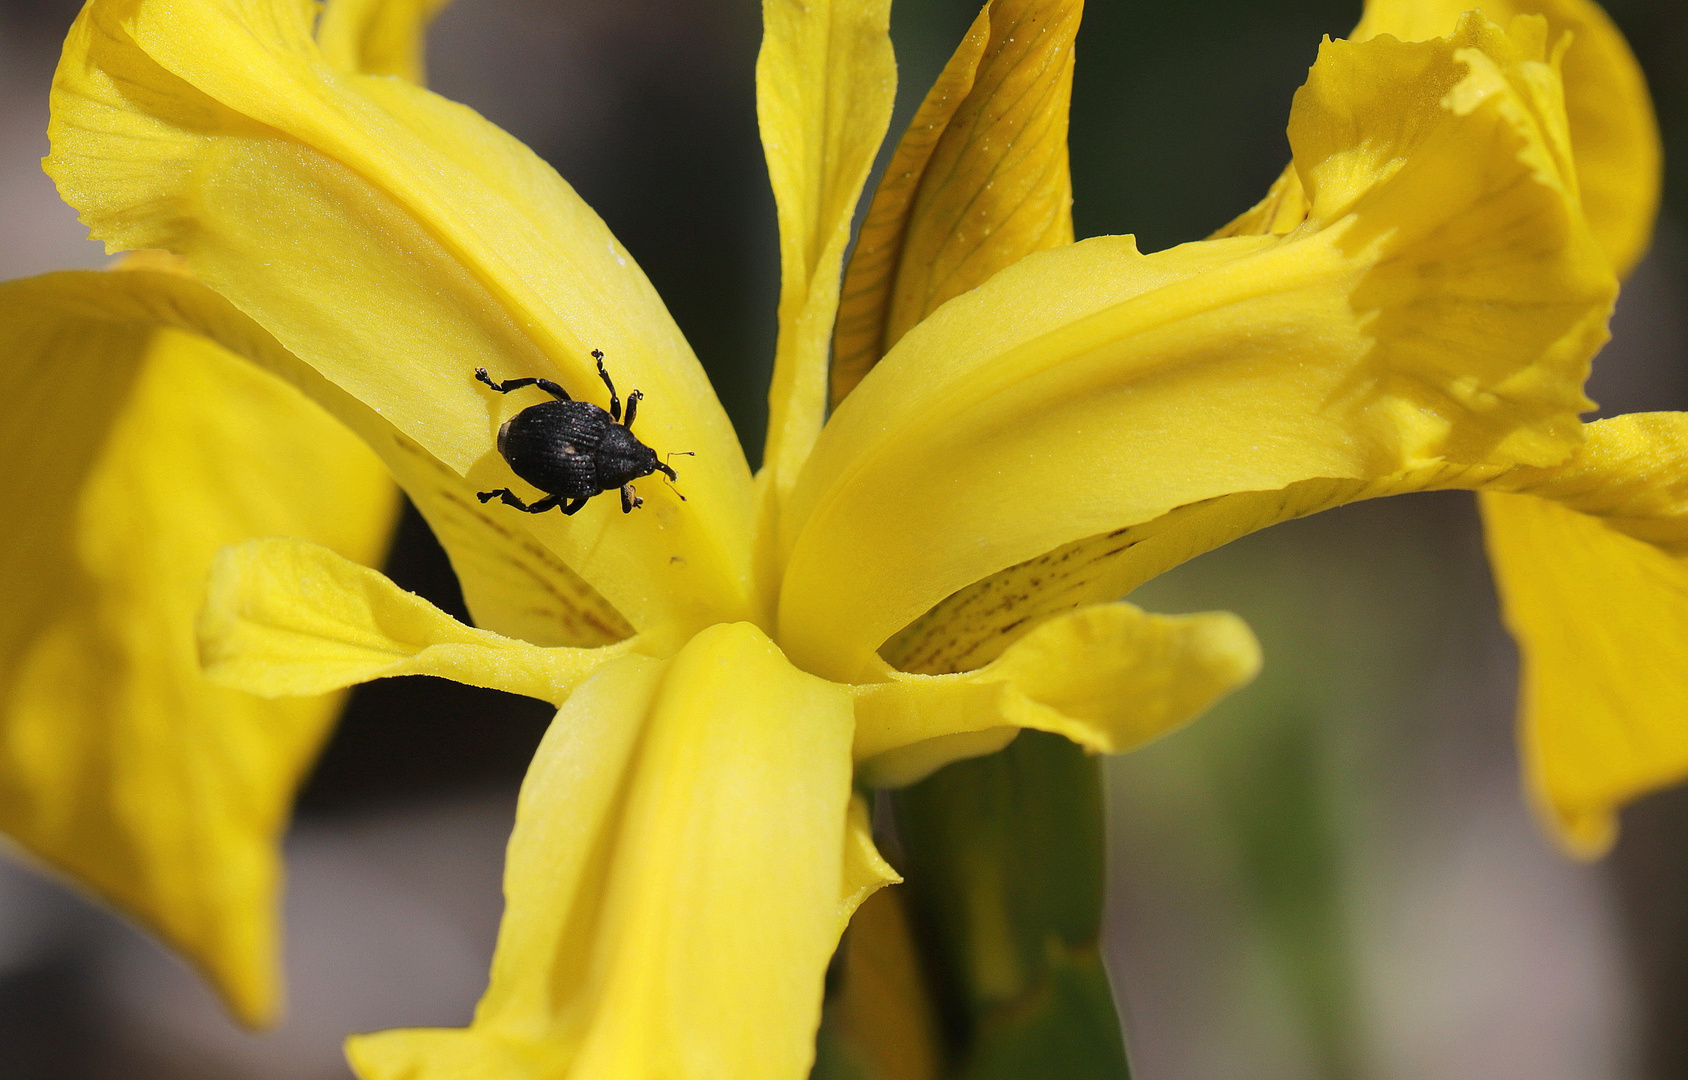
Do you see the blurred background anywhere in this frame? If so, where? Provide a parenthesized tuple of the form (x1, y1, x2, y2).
(2, 0, 1687, 1076)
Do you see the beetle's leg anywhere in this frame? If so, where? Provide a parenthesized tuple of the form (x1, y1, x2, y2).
(622, 389, 643, 431)
(562, 497, 591, 516)
(478, 488, 563, 514)
(592, 349, 621, 421)
(475, 368, 571, 401)
(621, 485, 644, 513)
(479, 487, 532, 510)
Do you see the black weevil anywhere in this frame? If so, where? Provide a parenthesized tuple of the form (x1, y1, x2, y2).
(475, 350, 684, 515)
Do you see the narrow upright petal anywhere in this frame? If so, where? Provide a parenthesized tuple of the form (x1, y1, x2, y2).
(757, 0, 896, 495)
(781, 16, 1613, 680)
(347, 623, 863, 1080)
(0, 273, 393, 1025)
(831, 0, 1079, 402)
(47, 0, 755, 636)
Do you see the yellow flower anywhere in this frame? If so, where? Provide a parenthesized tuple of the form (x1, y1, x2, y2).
(0, 0, 1666, 1075)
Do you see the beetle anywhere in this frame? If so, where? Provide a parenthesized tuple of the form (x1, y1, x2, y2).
(474, 350, 683, 516)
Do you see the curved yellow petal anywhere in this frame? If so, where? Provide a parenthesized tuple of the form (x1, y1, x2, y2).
(317, 0, 452, 82)
(101, 257, 619, 653)
(890, 411, 1688, 675)
(16, 268, 631, 650)
(347, 623, 859, 1080)
(884, 474, 1446, 673)
(831, 0, 1079, 403)
(891, 407, 1688, 666)
(757, 0, 896, 497)
(1474, 412, 1688, 544)
(46, 0, 755, 637)
(853, 602, 1259, 786)
(0, 275, 393, 1026)
(781, 16, 1613, 681)
(897, 411, 1688, 856)
(200, 537, 634, 703)
(1354, 0, 1660, 277)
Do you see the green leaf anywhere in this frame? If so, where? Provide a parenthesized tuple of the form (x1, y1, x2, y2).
(811, 1018, 882, 1080)
(891, 730, 1133, 1078)
(961, 941, 1130, 1080)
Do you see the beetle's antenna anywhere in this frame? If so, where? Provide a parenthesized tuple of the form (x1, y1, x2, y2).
(660, 451, 694, 500)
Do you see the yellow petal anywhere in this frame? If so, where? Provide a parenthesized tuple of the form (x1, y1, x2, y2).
(317, 0, 452, 82)
(841, 793, 903, 923)
(781, 15, 1613, 681)
(831, 6, 991, 405)
(898, 411, 1688, 855)
(347, 624, 859, 1080)
(892, 407, 1688, 670)
(83, 268, 619, 650)
(378, 430, 635, 648)
(95, 279, 624, 657)
(757, 0, 896, 496)
(831, 0, 1079, 403)
(200, 537, 633, 703)
(1479, 490, 1688, 858)
(17, 267, 631, 652)
(0, 274, 394, 1027)
(854, 602, 1260, 786)
(1467, 412, 1688, 855)
(885, 475, 1431, 673)
(1354, 0, 1661, 277)
(47, 0, 755, 637)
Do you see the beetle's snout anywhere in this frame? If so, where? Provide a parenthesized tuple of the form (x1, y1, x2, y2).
(659, 450, 694, 483)
(496, 416, 515, 460)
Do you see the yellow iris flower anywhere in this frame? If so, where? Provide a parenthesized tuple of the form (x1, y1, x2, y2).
(0, 0, 1669, 1073)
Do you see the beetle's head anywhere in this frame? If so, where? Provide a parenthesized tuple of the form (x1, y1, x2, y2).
(629, 440, 663, 479)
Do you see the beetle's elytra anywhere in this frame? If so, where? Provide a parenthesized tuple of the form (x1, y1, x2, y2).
(475, 350, 683, 516)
